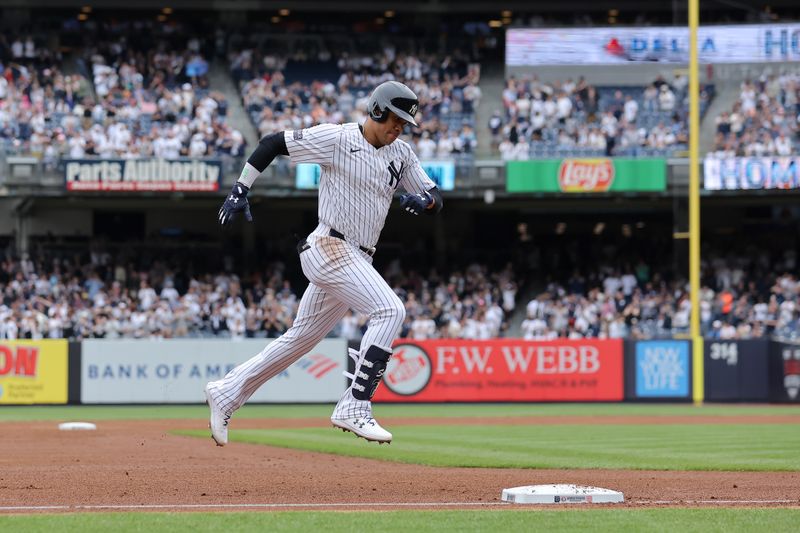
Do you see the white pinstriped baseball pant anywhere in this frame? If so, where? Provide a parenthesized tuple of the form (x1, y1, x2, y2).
(208, 225, 405, 419)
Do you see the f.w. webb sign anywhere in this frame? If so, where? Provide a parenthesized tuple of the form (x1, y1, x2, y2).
(64, 158, 221, 192)
(374, 339, 624, 402)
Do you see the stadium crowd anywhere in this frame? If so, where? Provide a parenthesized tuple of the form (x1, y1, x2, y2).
(0, 25, 246, 167)
(5, 240, 800, 342)
(378, 260, 517, 341)
(0, 249, 516, 342)
(708, 70, 800, 158)
(0, 250, 299, 340)
(520, 246, 800, 341)
(231, 45, 480, 158)
(1, 30, 483, 167)
(493, 73, 712, 159)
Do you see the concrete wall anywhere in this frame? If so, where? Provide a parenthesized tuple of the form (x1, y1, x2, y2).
(28, 208, 93, 237)
(0, 199, 15, 236)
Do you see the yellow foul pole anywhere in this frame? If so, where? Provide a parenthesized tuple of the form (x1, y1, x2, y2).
(689, 0, 704, 404)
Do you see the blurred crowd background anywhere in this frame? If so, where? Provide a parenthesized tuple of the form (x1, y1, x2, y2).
(1, 6, 800, 341)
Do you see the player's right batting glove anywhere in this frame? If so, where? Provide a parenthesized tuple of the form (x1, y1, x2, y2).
(218, 182, 253, 226)
(399, 191, 432, 216)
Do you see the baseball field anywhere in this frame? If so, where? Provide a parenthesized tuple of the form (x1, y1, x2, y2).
(1, 403, 799, 531)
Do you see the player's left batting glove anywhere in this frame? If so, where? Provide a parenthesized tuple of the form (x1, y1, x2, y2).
(399, 191, 433, 216)
(218, 182, 253, 226)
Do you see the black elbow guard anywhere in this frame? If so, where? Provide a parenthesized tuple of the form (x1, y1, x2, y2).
(247, 131, 289, 172)
(426, 187, 443, 215)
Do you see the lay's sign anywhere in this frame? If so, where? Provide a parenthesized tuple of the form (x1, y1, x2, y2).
(0, 340, 68, 404)
(558, 159, 615, 192)
(507, 158, 666, 193)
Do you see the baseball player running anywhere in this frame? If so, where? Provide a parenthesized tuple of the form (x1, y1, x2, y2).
(205, 81, 443, 445)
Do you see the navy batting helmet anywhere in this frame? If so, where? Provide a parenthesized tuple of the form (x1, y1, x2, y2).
(367, 81, 419, 126)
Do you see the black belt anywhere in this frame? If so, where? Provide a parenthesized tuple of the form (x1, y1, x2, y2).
(329, 229, 375, 256)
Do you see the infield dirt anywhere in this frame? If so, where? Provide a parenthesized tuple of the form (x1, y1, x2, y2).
(2, 417, 798, 511)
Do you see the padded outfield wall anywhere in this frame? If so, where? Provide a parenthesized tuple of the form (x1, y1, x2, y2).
(1, 338, 797, 405)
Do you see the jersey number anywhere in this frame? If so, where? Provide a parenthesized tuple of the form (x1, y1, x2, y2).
(387, 161, 405, 190)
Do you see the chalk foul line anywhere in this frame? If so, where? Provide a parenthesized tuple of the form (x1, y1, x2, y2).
(1, 499, 798, 512)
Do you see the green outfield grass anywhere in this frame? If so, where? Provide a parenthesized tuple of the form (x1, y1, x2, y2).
(2, 402, 799, 422)
(1, 509, 799, 533)
(178, 422, 800, 471)
(6, 404, 800, 471)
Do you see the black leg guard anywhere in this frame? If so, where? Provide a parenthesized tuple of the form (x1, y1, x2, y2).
(352, 346, 391, 401)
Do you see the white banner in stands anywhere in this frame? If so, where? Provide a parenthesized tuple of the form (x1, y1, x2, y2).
(81, 339, 347, 403)
(296, 161, 455, 191)
(704, 157, 800, 190)
(64, 158, 222, 192)
(506, 24, 800, 66)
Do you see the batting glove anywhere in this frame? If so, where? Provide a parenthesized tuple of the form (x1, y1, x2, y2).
(218, 182, 253, 226)
(399, 191, 433, 216)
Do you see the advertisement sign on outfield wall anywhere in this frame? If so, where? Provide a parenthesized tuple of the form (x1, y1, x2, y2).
(704, 340, 769, 402)
(634, 340, 690, 398)
(81, 339, 346, 403)
(507, 24, 800, 65)
(373, 339, 624, 402)
(704, 157, 800, 190)
(768, 341, 800, 403)
(506, 159, 666, 193)
(296, 161, 455, 191)
(0, 340, 68, 404)
(64, 158, 222, 192)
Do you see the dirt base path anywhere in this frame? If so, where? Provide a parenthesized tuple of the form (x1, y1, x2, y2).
(1, 418, 798, 512)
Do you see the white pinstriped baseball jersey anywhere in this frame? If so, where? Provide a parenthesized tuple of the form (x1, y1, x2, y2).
(207, 120, 437, 431)
(284, 123, 435, 248)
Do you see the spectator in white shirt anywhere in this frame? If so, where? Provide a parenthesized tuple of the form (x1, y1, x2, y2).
(623, 95, 638, 123)
(417, 131, 437, 159)
(513, 139, 530, 160)
(740, 81, 757, 113)
(410, 314, 437, 340)
(2, 316, 19, 339)
(339, 311, 363, 341)
(137, 280, 158, 311)
(774, 133, 792, 156)
(719, 322, 737, 339)
(11, 38, 24, 59)
(556, 92, 573, 121)
(603, 272, 622, 296)
(109, 123, 132, 153)
(530, 110, 546, 133)
(499, 138, 516, 161)
(24, 36, 36, 59)
(543, 95, 557, 120)
(600, 111, 619, 138)
(621, 271, 638, 295)
(436, 134, 455, 159)
(68, 135, 86, 158)
(161, 131, 183, 159)
(515, 93, 531, 118)
(588, 128, 606, 150)
(658, 85, 675, 112)
(521, 316, 548, 340)
(189, 133, 207, 157)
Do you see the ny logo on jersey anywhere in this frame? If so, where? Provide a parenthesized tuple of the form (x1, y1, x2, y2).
(387, 161, 405, 189)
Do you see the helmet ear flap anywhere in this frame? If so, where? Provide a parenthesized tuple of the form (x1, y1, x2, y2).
(370, 102, 387, 122)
